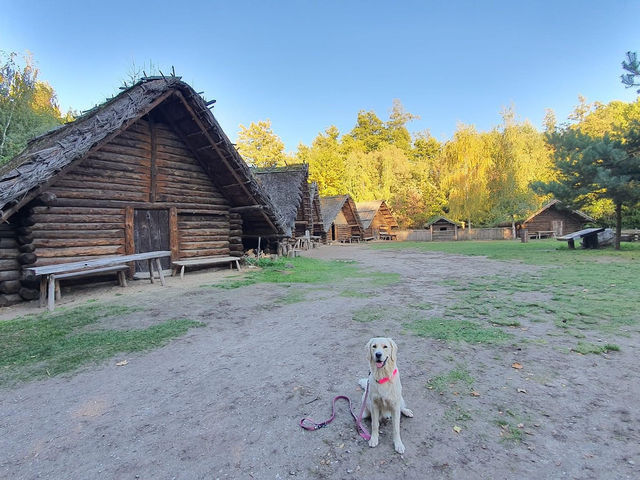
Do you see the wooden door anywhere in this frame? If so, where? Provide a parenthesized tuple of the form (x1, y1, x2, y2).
(552, 220, 564, 237)
(134, 209, 170, 272)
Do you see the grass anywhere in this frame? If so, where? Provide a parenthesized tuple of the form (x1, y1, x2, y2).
(406, 317, 513, 344)
(428, 364, 474, 393)
(572, 341, 620, 355)
(0, 303, 203, 385)
(352, 306, 390, 323)
(375, 240, 640, 341)
(204, 257, 400, 290)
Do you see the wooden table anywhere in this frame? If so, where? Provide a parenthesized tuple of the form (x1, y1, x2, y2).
(25, 251, 171, 311)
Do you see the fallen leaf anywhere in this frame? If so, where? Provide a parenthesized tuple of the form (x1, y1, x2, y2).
(517, 423, 524, 429)
(453, 425, 462, 434)
(470, 390, 480, 397)
(115, 360, 128, 366)
(517, 388, 527, 394)
(512, 362, 523, 369)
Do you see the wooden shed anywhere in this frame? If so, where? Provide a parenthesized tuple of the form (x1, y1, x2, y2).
(253, 164, 312, 238)
(522, 200, 594, 238)
(356, 200, 398, 239)
(425, 216, 460, 241)
(0, 77, 284, 306)
(320, 195, 363, 242)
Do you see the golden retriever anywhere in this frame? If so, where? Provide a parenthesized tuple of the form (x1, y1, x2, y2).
(360, 337, 413, 454)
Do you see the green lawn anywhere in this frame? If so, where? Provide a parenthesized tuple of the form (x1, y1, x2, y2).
(0, 303, 203, 386)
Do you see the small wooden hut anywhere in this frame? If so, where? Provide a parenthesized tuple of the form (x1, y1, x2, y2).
(0, 77, 284, 306)
(425, 216, 460, 241)
(253, 164, 312, 238)
(320, 195, 363, 242)
(356, 200, 398, 239)
(522, 200, 594, 238)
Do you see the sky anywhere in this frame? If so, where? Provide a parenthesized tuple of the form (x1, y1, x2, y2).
(2, 0, 640, 153)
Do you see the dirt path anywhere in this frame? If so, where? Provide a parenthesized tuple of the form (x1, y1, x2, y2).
(1, 245, 638, 479)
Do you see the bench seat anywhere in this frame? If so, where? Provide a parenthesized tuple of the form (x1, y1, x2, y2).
(172, 256, 241, 279)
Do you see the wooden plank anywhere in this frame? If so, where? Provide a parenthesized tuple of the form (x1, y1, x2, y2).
(32, 229, 123, 239)
(56, 265, 129, 279)
(32, 214, 123, 224)
(32, 206, 125, 215)
(34, 238, 124, 248)
(37, 246, 125, 258)
(26, 250, 171, 276)
(149, 114, 158, 202)
(32, 222, 124, 231)
(169, 207, 179, 261)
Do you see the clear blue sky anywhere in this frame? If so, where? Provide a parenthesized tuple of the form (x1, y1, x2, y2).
(2, 0, 640, 152)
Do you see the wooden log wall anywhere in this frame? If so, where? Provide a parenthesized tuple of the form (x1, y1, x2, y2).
(0, 222, 22, 306)
(524, 209, 583, 236)
(229, 213, 244, 257)
(28, 116, 233, 267)
(294, 182, 312, 237)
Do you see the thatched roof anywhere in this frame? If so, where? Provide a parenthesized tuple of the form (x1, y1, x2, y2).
(253, 164, 309, 237)
(0, 76, 285, 236)
(524, 199, 594, 224)
(320, 194, 362, 232)
(356, 200, 398, 229)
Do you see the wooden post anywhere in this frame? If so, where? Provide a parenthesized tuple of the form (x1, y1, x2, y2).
(47, 275, 56, 311)
(125, 206, 135, 277)
(257, 236, 261, 258)
(169, 207, 179, 261)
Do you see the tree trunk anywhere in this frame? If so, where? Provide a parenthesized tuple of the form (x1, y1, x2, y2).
(615, 202, 622, 250)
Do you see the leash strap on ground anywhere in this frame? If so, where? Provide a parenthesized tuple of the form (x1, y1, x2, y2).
(299, 381, 371, 441)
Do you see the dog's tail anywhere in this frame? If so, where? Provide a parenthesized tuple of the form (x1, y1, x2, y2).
(358, 377, 368, 390)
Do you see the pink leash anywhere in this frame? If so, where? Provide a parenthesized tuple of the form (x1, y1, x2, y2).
(299, 377, 371, 441)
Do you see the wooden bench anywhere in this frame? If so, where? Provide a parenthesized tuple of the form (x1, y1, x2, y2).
(25, 250, 171, 311)
(172, 256, 241, 279)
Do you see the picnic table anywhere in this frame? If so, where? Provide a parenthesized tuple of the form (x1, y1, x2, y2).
(557, 228, 605, 249)
(25, 250, 171, 311)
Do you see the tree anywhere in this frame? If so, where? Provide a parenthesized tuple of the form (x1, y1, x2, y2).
(0, 51, 63, 165)
(236, 119, 289, 167)
(538, 128, 640, 249)
(621, 51, 640, 93)
(299, 126, 346, 196)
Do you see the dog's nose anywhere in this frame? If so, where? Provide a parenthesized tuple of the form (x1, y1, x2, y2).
(375, 351, 382, 359)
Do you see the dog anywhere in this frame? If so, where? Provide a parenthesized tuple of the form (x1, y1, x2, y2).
(359, 337, 413, 454)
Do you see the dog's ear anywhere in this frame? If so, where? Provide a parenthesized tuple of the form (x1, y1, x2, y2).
(389, 338, 398, 364)
(365, 338, 373, 362)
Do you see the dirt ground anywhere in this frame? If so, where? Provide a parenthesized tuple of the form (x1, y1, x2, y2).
(1, 244, 639, 480)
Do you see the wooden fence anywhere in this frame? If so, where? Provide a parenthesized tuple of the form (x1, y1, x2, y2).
(395, 227, 513, 242)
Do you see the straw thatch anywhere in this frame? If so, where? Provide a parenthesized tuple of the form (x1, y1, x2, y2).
(253, 164, 309, 237)
(320, 195, 363, 241)
(0, 76, 285, 236)
(356, 200, 398, 230)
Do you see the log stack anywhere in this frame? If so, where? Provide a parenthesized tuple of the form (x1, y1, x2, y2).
(0, 222, 22, 306)
(14, 208, 40, 301)
(229, 213, 244, 257)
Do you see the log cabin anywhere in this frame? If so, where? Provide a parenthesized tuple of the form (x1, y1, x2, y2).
(0, 77, 285, 306)
(320, 195, 363, 242)
(253, 164, 313, 238)
(425, 216, 460, 241)
(521, 200, 594, 238)
(356, 200, 398, 239)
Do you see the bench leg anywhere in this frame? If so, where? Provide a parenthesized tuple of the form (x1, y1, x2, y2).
(180, 265, 185, 280)
(55, 280, 61, 300)
(154, 258, 166, 286)
(235, 260, 241, 271)
(40, 277, 47, 308)
(47, 275, 56, 312)
(148, 260, 155, 284)
(117, 270, 127, 287)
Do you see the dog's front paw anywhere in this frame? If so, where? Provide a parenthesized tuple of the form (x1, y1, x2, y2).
(394, 440, 405, 454)
(401, 408, 414, 418)
(368, 436, 379, 448)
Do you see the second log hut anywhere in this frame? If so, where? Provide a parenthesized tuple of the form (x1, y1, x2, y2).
(0, 76, 285, 306)
(356, 200, 398, 240)
(320, 195, 363, 242)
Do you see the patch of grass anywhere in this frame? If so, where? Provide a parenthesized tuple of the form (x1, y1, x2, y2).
(444, 404, 473, 424)
(273, 290, 307, 306)
(352, 307, 385, 323)
(406, 317, 513, 344)
(428, 364, 474, 393)
(496, 419, 524, 444)
(572, 342, 620, 355)
(0, 303, 203, 385)
(206, 257, 400, 290)
(339, 289, 372, 298)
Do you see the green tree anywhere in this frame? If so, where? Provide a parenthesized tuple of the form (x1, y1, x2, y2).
(539, 128, 640, 249)
(299, 126, 346, 196)
(621, 51, 640, 93)
(0, 51, 62, 165)
(236, 119, 289, 167)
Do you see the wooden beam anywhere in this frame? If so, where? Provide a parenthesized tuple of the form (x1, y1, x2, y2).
(230, 205, 263, 213)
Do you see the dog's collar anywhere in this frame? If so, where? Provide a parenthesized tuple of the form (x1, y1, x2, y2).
(376, 368, 398, 384)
